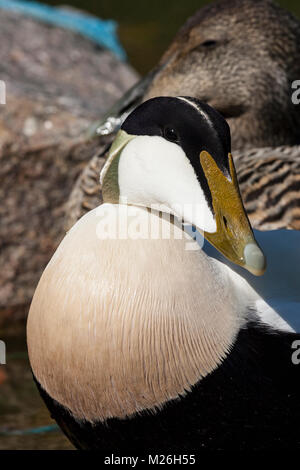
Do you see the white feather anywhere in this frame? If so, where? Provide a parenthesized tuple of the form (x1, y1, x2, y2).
(118, 135, 217, 233)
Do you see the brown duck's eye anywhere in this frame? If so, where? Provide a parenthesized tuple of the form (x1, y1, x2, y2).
(164, 126, 179, 143)
(201, 40, 218, 48)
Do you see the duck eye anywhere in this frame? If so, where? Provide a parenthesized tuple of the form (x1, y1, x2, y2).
(164, 126, 179, 143)
(201, 40, 218, 48)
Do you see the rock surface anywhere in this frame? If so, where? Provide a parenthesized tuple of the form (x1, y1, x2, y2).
(0, 9, 138, 322)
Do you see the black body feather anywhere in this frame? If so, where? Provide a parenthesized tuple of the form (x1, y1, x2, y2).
(34, 322, 300, 451)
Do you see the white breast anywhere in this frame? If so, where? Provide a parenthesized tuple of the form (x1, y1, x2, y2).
(27, 204, 243, 422)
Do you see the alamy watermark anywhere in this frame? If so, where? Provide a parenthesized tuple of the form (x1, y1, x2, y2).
(0, 80, 6, 105)
(291, 340, 300, 365)
(94, 202, 206, 251)
(291, 80, 300, 104)
(0, 340, 6, 365)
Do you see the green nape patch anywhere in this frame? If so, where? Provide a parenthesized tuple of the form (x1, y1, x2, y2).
(101, 130, 135, 204)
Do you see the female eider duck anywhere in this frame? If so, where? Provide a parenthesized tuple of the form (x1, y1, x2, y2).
(27, 97, 300, 451)
(67, 0, 300, 231)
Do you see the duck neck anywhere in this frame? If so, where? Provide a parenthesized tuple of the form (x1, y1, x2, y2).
(228, 108, 300, 151)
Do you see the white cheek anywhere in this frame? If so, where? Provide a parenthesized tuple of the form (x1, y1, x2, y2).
(118, 135, 216, 233)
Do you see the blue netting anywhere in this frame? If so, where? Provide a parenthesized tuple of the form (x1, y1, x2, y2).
(0, 0, 126, 60)
(0, 424, 59, 435)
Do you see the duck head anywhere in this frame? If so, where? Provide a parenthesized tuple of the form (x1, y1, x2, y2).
(101, 96, 266, 275)
(144, 0, 300, 150)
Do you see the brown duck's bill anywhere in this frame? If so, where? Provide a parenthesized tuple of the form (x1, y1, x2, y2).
(200, 151, 266, 276)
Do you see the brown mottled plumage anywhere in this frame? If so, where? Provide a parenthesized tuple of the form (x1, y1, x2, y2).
(235, 146, 300, 230)
(145, 0, 300, 151)
(66, 0, 300, 231)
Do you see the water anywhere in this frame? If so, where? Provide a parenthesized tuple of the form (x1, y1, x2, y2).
(0, 324, 72, 449)
(1, 0, 300, 451)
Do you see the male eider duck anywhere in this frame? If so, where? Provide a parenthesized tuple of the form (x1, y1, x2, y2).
(66, 0, 300, 231)
(27, 97, 300, 451)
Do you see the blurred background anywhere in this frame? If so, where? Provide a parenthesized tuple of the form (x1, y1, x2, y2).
(0, 0, 300, 451)
(44, 0, 300, 74)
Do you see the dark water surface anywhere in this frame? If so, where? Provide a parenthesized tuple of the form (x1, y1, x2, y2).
(0, 324, 72, 449)
(1, 0, 300, 451)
